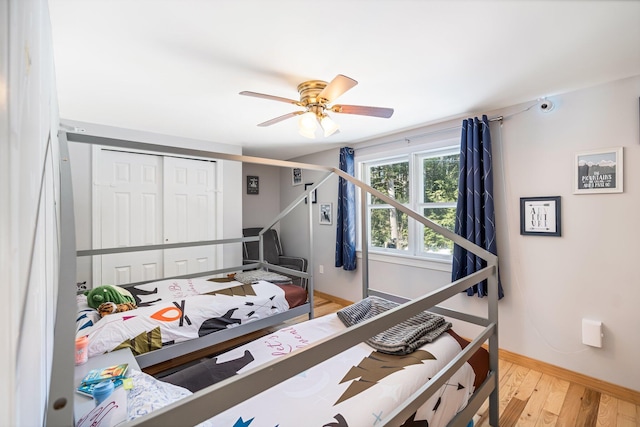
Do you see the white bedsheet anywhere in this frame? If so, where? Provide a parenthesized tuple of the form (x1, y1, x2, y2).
(128, 313, 476, 427)
(77, 278, 290, 358)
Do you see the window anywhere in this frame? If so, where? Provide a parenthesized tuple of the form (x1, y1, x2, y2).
(361, 146, 459, 261)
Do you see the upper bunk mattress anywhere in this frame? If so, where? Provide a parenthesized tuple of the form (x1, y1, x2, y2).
(76, 277, 307, 358)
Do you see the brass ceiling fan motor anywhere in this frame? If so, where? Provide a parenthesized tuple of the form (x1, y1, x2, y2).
(239, 74, 394, 136)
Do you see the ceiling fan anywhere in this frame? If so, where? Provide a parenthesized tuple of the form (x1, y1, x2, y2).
(239, 74, 394, 138)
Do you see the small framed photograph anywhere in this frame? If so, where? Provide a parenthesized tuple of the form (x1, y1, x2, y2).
(520, 196, 561, 237)
(246, 175, 259, 195)
(574, 147, 623, 194)
(292, 168, 303, 186)
(319, 203, 332, 225)
(304, 183, 317, 204)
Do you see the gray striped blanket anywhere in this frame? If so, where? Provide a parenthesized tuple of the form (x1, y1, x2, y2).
(336, 296, 452, 355)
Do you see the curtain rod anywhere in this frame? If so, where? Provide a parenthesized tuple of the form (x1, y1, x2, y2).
(355, 102, 538, 151)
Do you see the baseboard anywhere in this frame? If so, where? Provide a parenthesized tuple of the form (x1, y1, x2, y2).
(498, 347, 640, 406)
(313, 290, 354, 307)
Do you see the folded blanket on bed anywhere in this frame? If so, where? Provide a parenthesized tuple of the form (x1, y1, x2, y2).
(336, 296, 452, 355)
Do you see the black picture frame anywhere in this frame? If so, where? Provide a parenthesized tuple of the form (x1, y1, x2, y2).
(246, 175, 259, 195)
(520, 196, 561, 236)
(304, 183, 317, 204)
(292, 168, 302, 186)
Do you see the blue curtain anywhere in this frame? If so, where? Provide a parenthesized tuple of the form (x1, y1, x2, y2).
(335, 147, 356, 270)
(452, 116, 504, 298)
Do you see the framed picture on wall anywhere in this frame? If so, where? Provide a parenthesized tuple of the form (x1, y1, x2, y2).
(520, 196, 561, 236)
(319, 203, 332, 225)
(246, 175, 259, 195)
(304, 183, 317, 204)
(574, 147, 623, 194)
(292, 168, 303, 186)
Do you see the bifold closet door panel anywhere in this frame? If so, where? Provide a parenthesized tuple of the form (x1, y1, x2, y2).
(162, 156, 217, 278)
(96, 149, 164, 285)
(93, 150, 219, 285)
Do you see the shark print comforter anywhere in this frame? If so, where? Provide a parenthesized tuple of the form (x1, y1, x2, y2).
(75, 278, 293, 358)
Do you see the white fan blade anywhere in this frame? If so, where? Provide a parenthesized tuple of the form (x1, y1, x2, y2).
(240, 91, 302, 106)
(331, 104, 394, 118)
(257, 111, 304, 127)
(317, 75, 358, 103)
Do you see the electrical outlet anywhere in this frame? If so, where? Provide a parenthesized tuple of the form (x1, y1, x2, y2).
(319, 265, 324, 274)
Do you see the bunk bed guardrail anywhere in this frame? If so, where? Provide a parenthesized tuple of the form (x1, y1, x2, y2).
(46, 130, 499, 427)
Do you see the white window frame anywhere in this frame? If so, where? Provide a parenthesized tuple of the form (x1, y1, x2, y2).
(358, 141, 459, 263)
(414, 146, 460, 261)
(362, 155, 412, 256)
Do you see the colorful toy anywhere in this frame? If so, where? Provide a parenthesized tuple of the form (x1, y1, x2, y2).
(84, 285, 136, 310)
(97, 302, 137, 317)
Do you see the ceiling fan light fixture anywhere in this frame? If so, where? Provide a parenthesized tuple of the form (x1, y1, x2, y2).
(298, 111, 318, 138)
(320, 114, 339, 137)
(298, 111, 317, 130)
(299, 127, 316, 139)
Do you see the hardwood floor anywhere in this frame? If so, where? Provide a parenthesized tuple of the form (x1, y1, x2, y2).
(473, 357, 640, 427)
(148, 292, 640, 426)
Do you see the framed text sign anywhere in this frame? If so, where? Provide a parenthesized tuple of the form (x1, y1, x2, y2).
(520, 196, 561, 237)
(246, 175, 259, 194)
(574, 147, 623, 194)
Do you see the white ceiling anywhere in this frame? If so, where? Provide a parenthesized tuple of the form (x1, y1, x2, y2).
(48, 0, 640, 160)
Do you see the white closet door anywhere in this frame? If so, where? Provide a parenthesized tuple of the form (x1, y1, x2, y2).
(162, 156, 217, 277)
(95, 149, 163, 286)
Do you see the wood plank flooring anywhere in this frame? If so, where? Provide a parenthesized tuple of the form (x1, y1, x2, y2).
(474, 355, 640, 427)
(147, 292, 640, 426)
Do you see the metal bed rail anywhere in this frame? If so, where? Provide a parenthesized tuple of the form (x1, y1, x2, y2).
(126, 266, 498, 427)
(75, 235, 310, 291)
(47, 130, 499, 426)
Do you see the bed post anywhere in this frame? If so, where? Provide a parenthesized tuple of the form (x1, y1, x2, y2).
(360, 186, 369, 298)
(46, 132, 78, 426)
(488, 262, 500, 426)
(307, 194, 314, 319)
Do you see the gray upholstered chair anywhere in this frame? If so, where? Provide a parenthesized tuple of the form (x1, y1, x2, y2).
(242, 227, 308, 288)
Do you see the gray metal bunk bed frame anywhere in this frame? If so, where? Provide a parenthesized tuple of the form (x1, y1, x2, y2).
(47, 130, 499, 427)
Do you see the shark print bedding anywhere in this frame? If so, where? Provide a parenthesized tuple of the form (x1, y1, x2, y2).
(75, 277, 302, 358)
(150, 313, 480, 427)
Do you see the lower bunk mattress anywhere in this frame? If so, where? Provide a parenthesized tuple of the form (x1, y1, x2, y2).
(75, 276, 308, 359)
(129, 312, 489, 427)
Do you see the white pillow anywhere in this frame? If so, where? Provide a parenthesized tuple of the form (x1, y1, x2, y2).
(126, 369, 213, 426)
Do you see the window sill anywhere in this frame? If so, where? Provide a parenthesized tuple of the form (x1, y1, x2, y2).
(356, 251, 452, 273)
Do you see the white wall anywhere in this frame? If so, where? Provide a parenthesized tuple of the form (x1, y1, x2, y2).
(284, 75, 640, 392)
(278, 150, 362, 295)
(64, 120, 244, 287)
(242, 163, 281, 229)
(1, 0, 60, 425)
